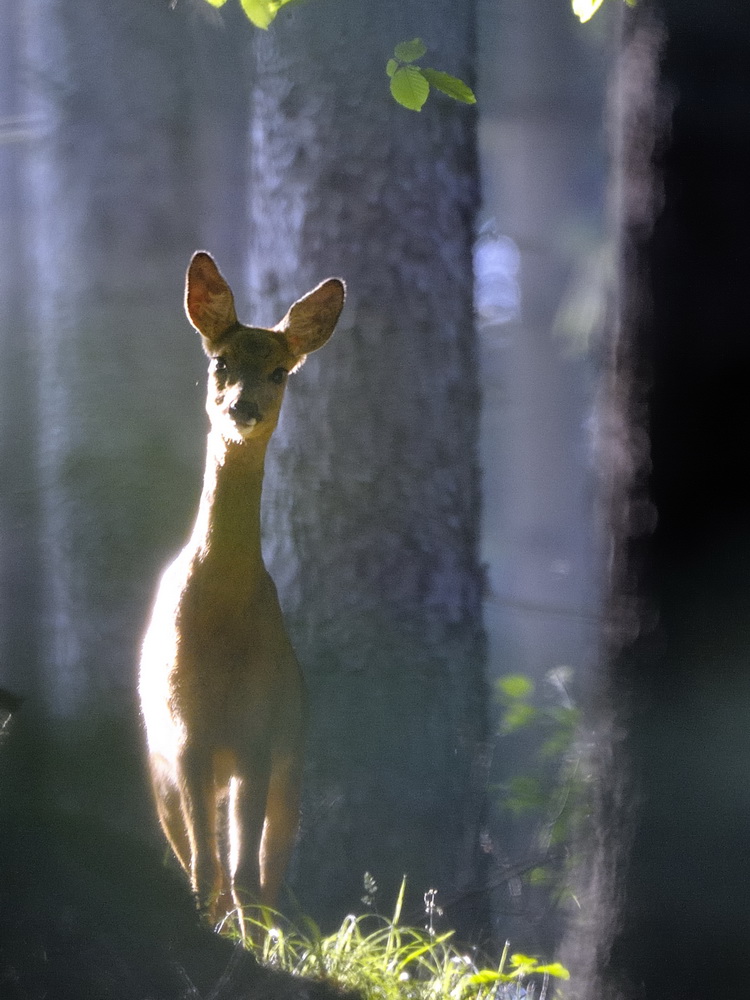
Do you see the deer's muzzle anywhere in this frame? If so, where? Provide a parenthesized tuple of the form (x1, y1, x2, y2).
(229, 399, 261, 427)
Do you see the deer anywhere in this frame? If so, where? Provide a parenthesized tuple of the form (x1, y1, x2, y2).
(139, 251, 345, 931)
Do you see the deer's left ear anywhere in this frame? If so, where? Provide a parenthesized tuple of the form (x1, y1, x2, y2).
(275, 278, 346, 358)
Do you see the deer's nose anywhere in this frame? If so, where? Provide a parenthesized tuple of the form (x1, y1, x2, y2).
(229, 399, 261, 425)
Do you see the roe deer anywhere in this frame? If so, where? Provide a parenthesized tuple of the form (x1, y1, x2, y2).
(139, 251, 345, 928)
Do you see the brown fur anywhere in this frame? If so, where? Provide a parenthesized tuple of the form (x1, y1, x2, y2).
(139, 252, 344, 929)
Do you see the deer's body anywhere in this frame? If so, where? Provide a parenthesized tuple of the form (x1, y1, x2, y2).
(139, 252, 344, 926)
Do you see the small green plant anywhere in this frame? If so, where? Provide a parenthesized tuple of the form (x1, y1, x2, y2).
(223, 877, 570, 999)
(495, 669, 589, 906)
(386, 39, 476, 112)
(197, 4, 476, 112)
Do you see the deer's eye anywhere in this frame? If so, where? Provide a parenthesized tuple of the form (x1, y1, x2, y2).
(269, 367, 287, 385)
(212, 356, 228, 373)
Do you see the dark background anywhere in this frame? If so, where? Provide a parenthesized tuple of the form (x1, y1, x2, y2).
(613, 1, 750, 997)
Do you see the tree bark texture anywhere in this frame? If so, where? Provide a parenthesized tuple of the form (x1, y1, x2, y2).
(248, 0, 488, 925)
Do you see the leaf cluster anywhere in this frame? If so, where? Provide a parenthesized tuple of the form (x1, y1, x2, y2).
(198, 6, 476, 110)
(496, 673, 579, 751)
(387, 39, 476, 112)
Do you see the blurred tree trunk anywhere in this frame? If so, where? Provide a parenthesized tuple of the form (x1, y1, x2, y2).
(21, 1, 251, 720)
(9, 0, 253, 841)
(0, 0, 46, 813)
(248, 0, 488, 926)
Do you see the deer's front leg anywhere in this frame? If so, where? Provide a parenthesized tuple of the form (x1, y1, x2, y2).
(178, 746, 225, 921)
(229, 753, 271, 931)
(260, 750, 303, 909)
(147, 753, 192, 874)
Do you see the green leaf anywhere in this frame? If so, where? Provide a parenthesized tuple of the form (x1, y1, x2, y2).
(510, 953, 539, 975)
(528, 866, 552, 886)
(501, 702, 538, 733)
(505, 776, 546, 814)
(420, 68, 476, 104)
(240, 0, 276, 29)
(467, 971, 513, 985)
(497, 674, 535, 700)
(390, 66, 430, 111)
(539, 731, 573, 758)
(202, 0, 229, 6)
(394, 37, 427, 63)
(548, 704, 579, 726)
(386, 58, 399, 78)
(571, 0, 606, 22)
(535, 962, 571, 980)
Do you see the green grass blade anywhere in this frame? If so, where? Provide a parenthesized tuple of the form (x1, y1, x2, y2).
(392, 876, 406, 926)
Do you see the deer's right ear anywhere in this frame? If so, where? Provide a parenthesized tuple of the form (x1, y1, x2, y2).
(185, 252, 238, 343)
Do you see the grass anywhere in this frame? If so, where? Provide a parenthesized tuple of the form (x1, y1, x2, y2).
(219, 879, 570, 1000)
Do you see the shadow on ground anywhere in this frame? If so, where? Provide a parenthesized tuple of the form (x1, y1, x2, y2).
(0, 708, 361, 1000)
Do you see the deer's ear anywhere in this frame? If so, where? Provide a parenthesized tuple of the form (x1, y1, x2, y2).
(185, 252, 238, 343)
(275, 278, 345, 358)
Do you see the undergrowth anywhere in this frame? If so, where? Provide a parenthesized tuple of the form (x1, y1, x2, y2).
(219, 879, 570, 1000)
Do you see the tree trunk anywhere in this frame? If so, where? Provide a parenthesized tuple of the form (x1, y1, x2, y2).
(248, 0, 488, 927)
(7, 0, 255, 849)
(0, 0, 47, 818)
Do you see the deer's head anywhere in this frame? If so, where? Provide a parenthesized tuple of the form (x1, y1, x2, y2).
(185, 252, 345, 445)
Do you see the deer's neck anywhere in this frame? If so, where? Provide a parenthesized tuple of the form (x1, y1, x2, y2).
(190, 429, 268, 578)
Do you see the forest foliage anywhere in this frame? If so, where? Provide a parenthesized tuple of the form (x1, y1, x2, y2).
(200, 0, 628, 109)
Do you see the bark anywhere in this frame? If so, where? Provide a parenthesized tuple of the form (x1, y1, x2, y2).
(248, 0, 488, 926)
